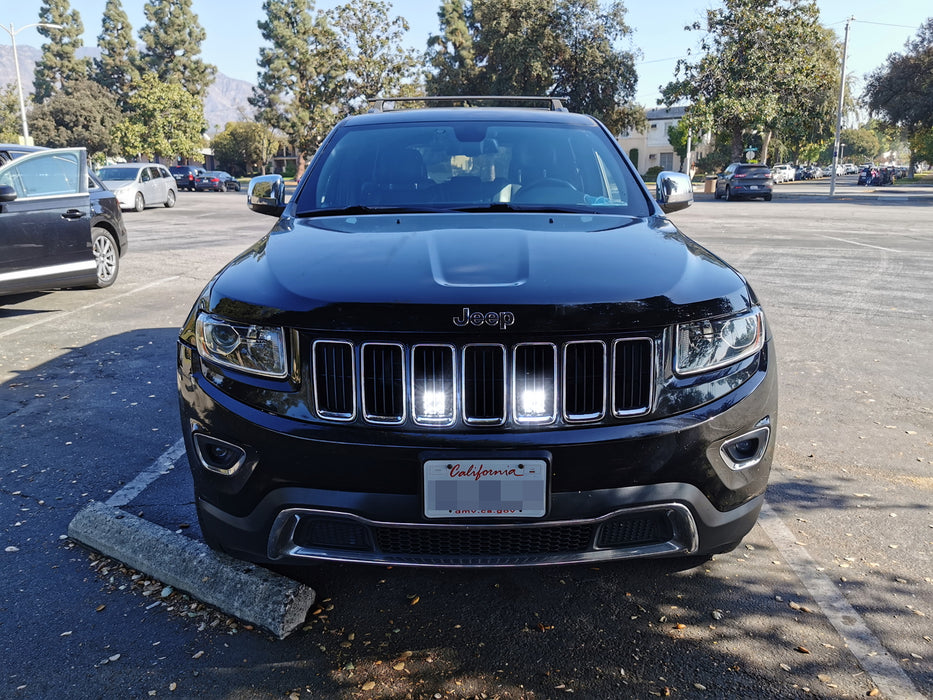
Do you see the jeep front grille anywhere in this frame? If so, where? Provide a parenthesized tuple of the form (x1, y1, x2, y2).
(309, 337, 654, 426)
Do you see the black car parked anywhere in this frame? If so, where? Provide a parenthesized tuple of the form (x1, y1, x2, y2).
(714, 163, 773, 201)
(1, 147, 128, 296)
(195, 170, 241, 192)
(177, 98, 777, 568)
(170, 165, 204, 191)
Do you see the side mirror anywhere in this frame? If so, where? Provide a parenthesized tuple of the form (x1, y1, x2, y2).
(655, 171, 693, 214)
(0, 184, 17, 204)
(247, 174, 286, 217)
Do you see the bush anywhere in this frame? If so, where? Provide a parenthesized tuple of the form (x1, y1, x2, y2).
(643, 166, 663, 182)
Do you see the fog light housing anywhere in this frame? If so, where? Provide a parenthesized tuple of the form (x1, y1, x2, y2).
(193, 434, 247, 475)
(720, 426, 770, 471)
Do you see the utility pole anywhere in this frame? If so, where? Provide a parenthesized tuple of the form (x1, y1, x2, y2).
(1, 21, 64, 145)
(830, 17, 854, 197)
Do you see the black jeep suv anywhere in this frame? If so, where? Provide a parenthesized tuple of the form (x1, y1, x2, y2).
(170, 165, 203, 191)
(177, 98, 777, 567)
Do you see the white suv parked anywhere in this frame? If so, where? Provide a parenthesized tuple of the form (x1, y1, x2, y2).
(771, 164, 795, 183)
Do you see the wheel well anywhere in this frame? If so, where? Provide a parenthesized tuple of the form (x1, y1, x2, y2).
(91, 221, 122, 255)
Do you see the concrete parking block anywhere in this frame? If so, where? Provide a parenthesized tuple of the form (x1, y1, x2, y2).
(68, 501, 316, 639)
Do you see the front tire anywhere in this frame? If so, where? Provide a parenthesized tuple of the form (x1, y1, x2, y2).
(89, 228, 119, 288)
(164, 189, 176, 208)
(133, 192, 145, 212)
(725, 186, 732, 201)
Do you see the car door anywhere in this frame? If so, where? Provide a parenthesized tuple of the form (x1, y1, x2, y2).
(139, 166, 160, 205)
(717, 164, 735, 195)
(0, 148, 95, 295)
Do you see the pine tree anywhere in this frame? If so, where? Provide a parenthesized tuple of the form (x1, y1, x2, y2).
(426, 0, 477, 95)
(94, 0, 140, 108)
(138, 0, 217, 99)
(332, 0, 422, 108)
(250, 0, 346, 178)
(33, 0, 90, 104)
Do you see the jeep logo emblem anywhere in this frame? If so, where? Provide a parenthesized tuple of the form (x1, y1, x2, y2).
(452, 307, 515, 330)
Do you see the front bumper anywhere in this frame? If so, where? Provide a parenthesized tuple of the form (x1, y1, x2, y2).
(178, 340, 777, 567)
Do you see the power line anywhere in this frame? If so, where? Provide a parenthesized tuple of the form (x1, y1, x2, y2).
(853, 19, 921, 30)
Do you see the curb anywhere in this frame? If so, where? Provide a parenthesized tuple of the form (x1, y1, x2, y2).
(68, 501, 316, 639)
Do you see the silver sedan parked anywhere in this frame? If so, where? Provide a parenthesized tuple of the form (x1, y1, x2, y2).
(97, 163, 178, 212)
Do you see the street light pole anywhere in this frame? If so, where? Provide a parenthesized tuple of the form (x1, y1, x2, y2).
(830, 16, 854, 197)
(1, 21, 64, 146)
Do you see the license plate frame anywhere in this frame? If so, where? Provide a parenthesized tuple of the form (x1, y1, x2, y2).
(423, 458, 547, 519)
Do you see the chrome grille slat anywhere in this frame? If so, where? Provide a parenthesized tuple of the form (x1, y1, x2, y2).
(312, 340, 355, 420)
(462, 344, 506, 424)
(613, 338, 653, 416)
(305, 336, 653, 426)
(412, 344, 456, 425)
(513, 343, 557, 424)
(563, 340, 606, 421)
(362, 343, 405, 423)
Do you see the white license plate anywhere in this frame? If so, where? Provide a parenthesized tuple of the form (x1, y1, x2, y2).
(423, 459, 547, 518)
(749, 185, 759, 189)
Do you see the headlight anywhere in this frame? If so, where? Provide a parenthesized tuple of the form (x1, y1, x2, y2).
(195, 314, 287, 378)
(675, 309, 764, 375)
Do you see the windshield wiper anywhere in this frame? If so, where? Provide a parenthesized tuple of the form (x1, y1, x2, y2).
(451, 203, 597, 214)
(298, 205, 448, 218)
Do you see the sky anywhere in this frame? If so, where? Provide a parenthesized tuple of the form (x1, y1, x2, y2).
(2, 0, 930, 109)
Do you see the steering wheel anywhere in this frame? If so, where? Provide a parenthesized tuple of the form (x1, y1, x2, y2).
(512, 177, 582, 204)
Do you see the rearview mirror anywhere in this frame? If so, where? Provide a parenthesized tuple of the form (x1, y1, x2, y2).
(655, 171, 693, 214)
(247, 174, 286, 217)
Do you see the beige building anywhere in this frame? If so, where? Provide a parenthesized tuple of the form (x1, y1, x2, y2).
(617, 106, 708, 175)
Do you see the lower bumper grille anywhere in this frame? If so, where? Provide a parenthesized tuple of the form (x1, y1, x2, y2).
(275, 506, 694, 566)
(375, 523, 595, 556)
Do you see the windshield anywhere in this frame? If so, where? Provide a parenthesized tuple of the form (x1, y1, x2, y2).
(294, 119, 650, 216)
(97, 167, 138, 181)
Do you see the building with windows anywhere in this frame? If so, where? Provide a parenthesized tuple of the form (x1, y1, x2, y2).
(617, 106, 708, 176)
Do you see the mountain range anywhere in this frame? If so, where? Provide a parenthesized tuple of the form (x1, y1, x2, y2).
(0, 44, 256, 134)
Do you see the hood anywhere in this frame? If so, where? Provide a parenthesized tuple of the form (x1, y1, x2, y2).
(205, 213, 755, 333)
(100, 179, 135, 190)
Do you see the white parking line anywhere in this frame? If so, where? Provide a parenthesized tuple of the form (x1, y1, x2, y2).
(759, 502, 924, 700)
(106, 438, 185, 507)
(815, 235, 900, 253)
(0, 276, 179, 339)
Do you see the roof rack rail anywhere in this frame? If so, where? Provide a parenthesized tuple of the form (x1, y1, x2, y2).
(366, 96, 569, 113)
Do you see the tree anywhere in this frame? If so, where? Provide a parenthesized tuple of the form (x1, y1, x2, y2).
(30, 78, 122, 158)
(551, 0, 642, 133)
(667, 121, 689, 163)
(251, 0, 347, 179)
(332, 0, 421, 110)
(769, 23, 842, 164)
(662, 0, 839, 163)
(33, 0, 90, 104)
(864, 18, 933, 173)
(212, 121, 281, 175)
(0, 84, 22, 142)
(426, 0, 477, 94)
(425, 0, 642, 132)
(94, 0, 140, 108)
(113, 73, 205, 160)
(829, 127, 880, 164)
(468, 0, 563, 96)
(138, 0, 217, 100)
(910, 127, 933, 167)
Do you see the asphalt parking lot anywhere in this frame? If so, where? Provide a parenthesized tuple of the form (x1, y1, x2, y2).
(1, 179, 931, 698)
